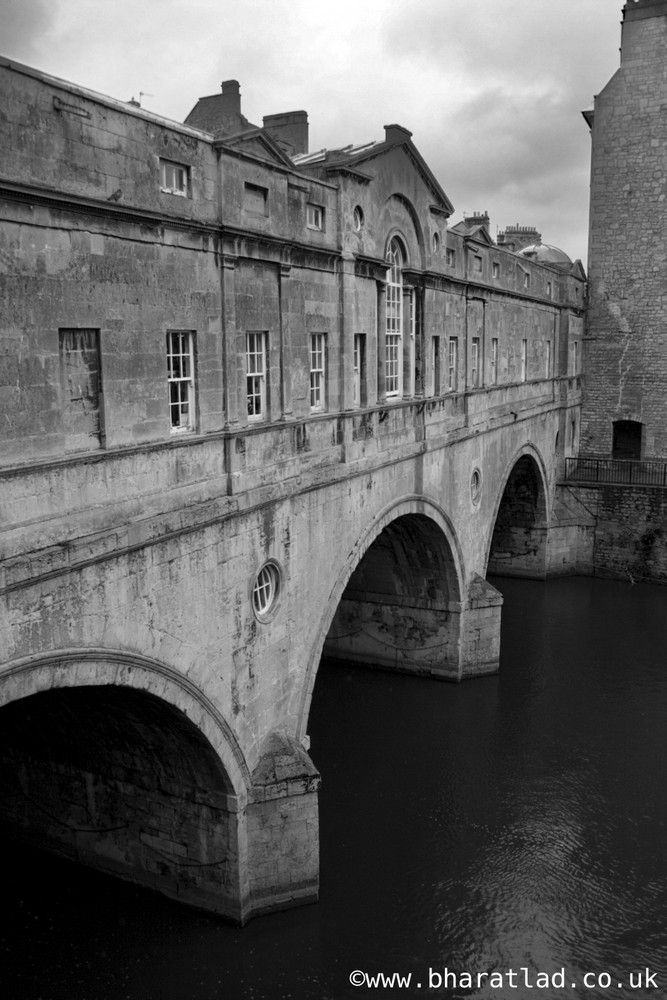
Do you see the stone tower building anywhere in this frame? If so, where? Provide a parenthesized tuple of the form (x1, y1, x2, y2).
(583, 0, 667, 460)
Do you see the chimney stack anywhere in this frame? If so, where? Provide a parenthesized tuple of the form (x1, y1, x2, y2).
(384, 124, 413, 144)
(497, 225, 542, 252)
(221, 79, 241, 116)
(465, 211, 491, 229)
(263, 111, 309, 156)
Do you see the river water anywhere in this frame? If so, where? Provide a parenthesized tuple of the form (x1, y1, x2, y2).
(1, 576, 666, 999)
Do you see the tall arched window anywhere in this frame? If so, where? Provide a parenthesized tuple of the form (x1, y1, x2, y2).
(386, 238, 404, 397)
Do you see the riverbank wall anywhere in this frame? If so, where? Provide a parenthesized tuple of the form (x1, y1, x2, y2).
(555, 483, 667, 584)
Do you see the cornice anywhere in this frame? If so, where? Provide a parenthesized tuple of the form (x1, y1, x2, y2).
(0, 180, 219, 236)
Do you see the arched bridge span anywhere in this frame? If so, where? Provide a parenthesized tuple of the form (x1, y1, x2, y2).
(2, 414, 579, 922)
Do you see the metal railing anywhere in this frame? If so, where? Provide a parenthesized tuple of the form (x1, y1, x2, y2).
(565, 456, 667, 487)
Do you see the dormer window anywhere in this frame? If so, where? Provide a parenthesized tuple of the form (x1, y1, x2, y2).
(307, 203, 324, 231)
(160, 159, 190, 197)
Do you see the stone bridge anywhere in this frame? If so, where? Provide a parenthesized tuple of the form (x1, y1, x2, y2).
(0, 386, 586, 923)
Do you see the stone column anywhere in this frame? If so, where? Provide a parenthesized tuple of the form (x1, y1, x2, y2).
(278, 262, 294, 419)
(402, 285, 414, 398)
(339, 255, 357, 411)
(413, 285, 426, 399)
(221, 253, 242, 428)
(376, 280, 387, 404)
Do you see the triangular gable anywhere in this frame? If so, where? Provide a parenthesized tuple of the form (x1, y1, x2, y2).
(467, 224, 495, 246)
(335, 138, 454, 217)
(216, 128, 296, 169)
(450, 221, 495, 245)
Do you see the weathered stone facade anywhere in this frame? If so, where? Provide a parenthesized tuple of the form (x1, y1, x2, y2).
(562, 483, 667, 583)
(583, 0, 667, 460)
(0, 56, 586, 920)
(565, 0, 667, 583)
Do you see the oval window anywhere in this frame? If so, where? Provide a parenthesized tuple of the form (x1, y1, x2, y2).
(252, 562, 281, 620)
(470, 468, 482, 506)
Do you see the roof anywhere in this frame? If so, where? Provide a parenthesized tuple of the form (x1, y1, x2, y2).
(518, 243, 572, 265)
(450, 219, 495, 245)
(294, 125, 454, 217)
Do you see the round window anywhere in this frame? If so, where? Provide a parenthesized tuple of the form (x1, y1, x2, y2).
(353, 206, 364, 231)
(470, 468, 482, 506)
(252, 562, 281, 620)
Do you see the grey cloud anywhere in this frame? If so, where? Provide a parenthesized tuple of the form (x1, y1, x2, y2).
(1, 0, 56, 61)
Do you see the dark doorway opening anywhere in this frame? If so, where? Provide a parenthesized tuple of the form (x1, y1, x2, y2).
(612, 420, 642, 460)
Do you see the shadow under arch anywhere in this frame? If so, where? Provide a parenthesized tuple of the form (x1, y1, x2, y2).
(0, 649, 251, 922)
(486, 444, 550, 579)
(0, 648, 250, 793)
(296, 497, 465, 741)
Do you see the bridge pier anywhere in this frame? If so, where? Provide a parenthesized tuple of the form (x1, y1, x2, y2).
(246, 732, 320, 918)
(459, 575, 504, 679)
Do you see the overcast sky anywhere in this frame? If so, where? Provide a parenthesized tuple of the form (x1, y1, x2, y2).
(2, 0, 625, 265)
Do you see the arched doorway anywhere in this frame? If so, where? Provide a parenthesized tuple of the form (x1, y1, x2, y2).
(0, 685, 242, 920)
(323, 511, 462, 678)
(487, 453, 548, 578)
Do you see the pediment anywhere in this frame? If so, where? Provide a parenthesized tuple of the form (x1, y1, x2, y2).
(217, 128, 296, 168)
(450, 220, 495, 245)
(330, 140, 454, 218)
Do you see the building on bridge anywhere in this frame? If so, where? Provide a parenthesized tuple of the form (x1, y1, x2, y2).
(0, 56, 586, 921)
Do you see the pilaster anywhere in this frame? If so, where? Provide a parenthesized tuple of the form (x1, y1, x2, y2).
(221, 253, 241, 428)
(279, 261, 294, 419)
(376, 280, 387, 403)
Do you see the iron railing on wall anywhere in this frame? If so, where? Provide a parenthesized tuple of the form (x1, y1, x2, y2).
(565, 456, 667, 487)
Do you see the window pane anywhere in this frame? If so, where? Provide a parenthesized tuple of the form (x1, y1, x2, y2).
(385, 238, 404, 396)
(167, 331, 195, 431)
(246, 333, 267, 419)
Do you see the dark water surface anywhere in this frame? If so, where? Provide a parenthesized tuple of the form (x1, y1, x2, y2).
(1, 577, 666, 999)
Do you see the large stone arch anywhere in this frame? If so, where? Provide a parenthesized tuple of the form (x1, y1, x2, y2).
(0, 649, 254, 921)
(0, 648, 250, 794)
(0, 649, 321, 924)
(296, 497, 467, 739)
(486, 445, 550, 578)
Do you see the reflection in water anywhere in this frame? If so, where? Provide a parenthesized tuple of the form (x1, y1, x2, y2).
(1, 577, 666, 999)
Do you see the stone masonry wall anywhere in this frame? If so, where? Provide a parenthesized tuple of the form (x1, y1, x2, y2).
(0, 751, 239, 916)
(583, 10, 667, 459)
(566, 483, 667, 583)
